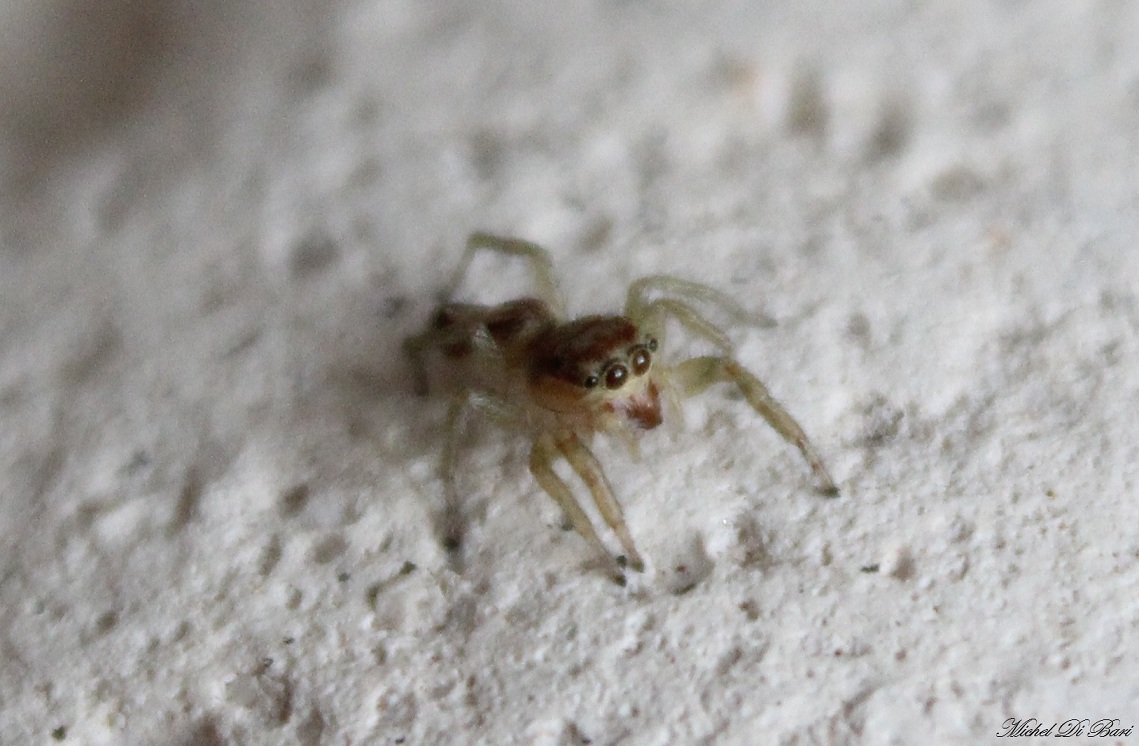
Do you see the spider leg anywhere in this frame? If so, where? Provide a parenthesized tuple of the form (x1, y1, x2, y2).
(530, 433, 627, 584)
(447, 232, 566, 316)
(556, 432, 646, 573)
(438, 391, 523, 557)
(633, 297, 733, 352)
(402, 328, 449, 396)
(626, 275, 775, 348)
(671, 356, 839, 496)
(437, 399, 468, 553)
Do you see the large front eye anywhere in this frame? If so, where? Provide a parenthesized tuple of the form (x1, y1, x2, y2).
(630, 346, 651, 375)
(604, 363, 628, 390)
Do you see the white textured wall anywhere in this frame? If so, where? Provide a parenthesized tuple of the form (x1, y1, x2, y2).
(2, 1, 1138, 743)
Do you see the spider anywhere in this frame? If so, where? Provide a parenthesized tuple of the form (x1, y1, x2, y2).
(405, 232, 838, 584)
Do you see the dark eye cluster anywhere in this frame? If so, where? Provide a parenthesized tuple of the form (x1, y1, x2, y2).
(583, 337, 657, 390)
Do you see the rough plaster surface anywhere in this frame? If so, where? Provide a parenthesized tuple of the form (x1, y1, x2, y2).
(2, 1, 1138, 744)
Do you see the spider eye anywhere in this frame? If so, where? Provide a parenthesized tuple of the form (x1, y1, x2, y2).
(630, 347, 651, 375)
(647, 337, 658, 352)
(583, 374, 600, 389)
(604, 364, 628, 390)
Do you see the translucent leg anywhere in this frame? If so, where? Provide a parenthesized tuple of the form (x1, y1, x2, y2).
(672, 356, 838, 495)
(447, 232, 566, 316)
(402, 329, 441, 396)
(437, 392, 523, 554)
(530, 433, 626, 583)
(633, 297, 735, 353)
(625, 275, 774, 348)
(437, 399, 467, 552)
(556, 432, 645, 572)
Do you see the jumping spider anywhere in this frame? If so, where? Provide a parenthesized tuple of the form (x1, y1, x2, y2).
(405, 233, 837, 584)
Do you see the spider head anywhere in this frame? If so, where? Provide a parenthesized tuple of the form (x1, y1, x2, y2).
(528, 315, 662, 429)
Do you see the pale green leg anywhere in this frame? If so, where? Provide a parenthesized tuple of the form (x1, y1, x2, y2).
(438, 392, 523, 552)
(638, 298, 727, 351)
(625, 275, 775, 349)
(530, 433, 626, 583)
(402, 328, 441, 396)
(556, 432, 646, 573)
(447, 232, 566, 315)
(437, 399, 468, 551)
(672, 356, 839, 496)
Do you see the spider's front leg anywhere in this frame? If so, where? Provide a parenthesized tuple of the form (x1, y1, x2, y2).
(529, 431, 645, 584)
(671, 356, 839, 496)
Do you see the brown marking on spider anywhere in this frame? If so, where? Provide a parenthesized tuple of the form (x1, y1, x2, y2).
(404, 232, 838, 584)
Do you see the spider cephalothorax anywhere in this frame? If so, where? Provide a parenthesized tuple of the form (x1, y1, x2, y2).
(527, 315, 663, 430)
(405, 232, 837, 584)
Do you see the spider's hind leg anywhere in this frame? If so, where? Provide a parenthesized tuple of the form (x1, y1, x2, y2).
(447, 232, 566, 315)
(436, 398, 468, 560)
(436, 391, 524, 567)
(671, 355, 838, 496)
(402, 327, 443, 396)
